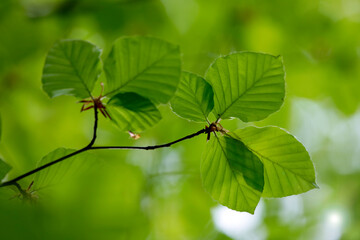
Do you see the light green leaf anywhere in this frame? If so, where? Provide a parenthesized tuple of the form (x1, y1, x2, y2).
(0, 159, 11, 181)
(42, 40, 102, 99)
(170, 71, 214, 122)
(229, 126, 318, 198)
(107, 92, 162, 132)
(205, 52, 285, 122)
(201, 135, 262, 213)
(0, 114, 2, 142)
(33, 148, 91, 190)
(103, 36, 181, 103)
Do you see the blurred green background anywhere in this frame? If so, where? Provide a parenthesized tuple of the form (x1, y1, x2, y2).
(0, 0, 359, 239)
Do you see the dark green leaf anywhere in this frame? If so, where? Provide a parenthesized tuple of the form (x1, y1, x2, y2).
(170, 71, 214, 122)
(201, 135, 262, 213)
(42, 40, 102, 99)
(103, 36, 181, 103)
(107, 92, 162, 132)
(0, 158, 11, 181)
(229, 126, 318, 197)
(205, 52, 285, 122)
(224, 136, 264, 192)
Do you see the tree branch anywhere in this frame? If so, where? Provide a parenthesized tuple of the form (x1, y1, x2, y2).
(0, 105, 207, 189)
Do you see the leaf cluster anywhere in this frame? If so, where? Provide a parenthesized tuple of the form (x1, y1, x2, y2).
(0, 36, 317, 213)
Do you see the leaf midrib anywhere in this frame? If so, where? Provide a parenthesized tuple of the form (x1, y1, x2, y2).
(59, 43, 93, 98)
(216, 57, 282, 119)
(187, 81, 210, 122)
(229, 132, 314, 186)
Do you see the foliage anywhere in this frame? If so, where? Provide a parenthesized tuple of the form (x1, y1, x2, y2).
(0, 36, 317, 214)
(103, 36, 181, 103)
(42, 40, 102, 99)
(170, 71, 214, 122)
(206, 52, 285, 122)
(2, 1, 360, 239)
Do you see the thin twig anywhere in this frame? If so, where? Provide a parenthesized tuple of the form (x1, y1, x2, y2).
(0, 148, 87, 188)
(0, 105, 208, 189)
(89, 129, 206, 151)
(0, 105, 99, 188)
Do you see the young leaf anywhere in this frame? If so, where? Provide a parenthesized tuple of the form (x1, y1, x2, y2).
(0, 159, 11, 181)
(201, 135, 262, 214)
(103, 36, 181, 103)
(33, 148, 91, 190)
(229, 126, 318, 198)
(205, 52, 285, 122)
(42, 40, 102, 99)
(170, 72, 214, 122)
(107, 92, 162, 132)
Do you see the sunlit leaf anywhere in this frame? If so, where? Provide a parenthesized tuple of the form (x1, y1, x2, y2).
(201, 135, 262, 213)
(33, 148, 93, 190)
(107, 92, 162, 132)
(0, 159, 11, 181)
(205, 52, 285, 122)
(103, 36, 181, 103)
(170, 71, 214, 122)
(42, 40, 102, 99)
(229, 126, 318, 197)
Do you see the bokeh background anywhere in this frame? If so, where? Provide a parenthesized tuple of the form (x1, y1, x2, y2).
(0, 0, 360, 239)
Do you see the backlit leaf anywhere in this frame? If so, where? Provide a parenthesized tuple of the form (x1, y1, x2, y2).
(229, 126, 318, 197)
(201, 135, 262, 213)
(103, 36, 181, 103)
(170, 72, 214, 122)
(205, 52, 285, 122)
(42, 40, 102, 99)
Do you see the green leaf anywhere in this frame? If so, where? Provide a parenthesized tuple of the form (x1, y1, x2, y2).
(170, 72, 214, 122)
(33, 148, 90, 189)
(0, 118, 12, 182)
(224, 136, 264, 192)
(0, 159, 11, 181)
(103, 36, 181, 103)
(229, 126, 318, 197)
(42, 40, 102, 99)
(107, 92, 162, 132)
(0, 114, 2, 142)
(201, 135, 262, 213)
(205, 52, 285, 122)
